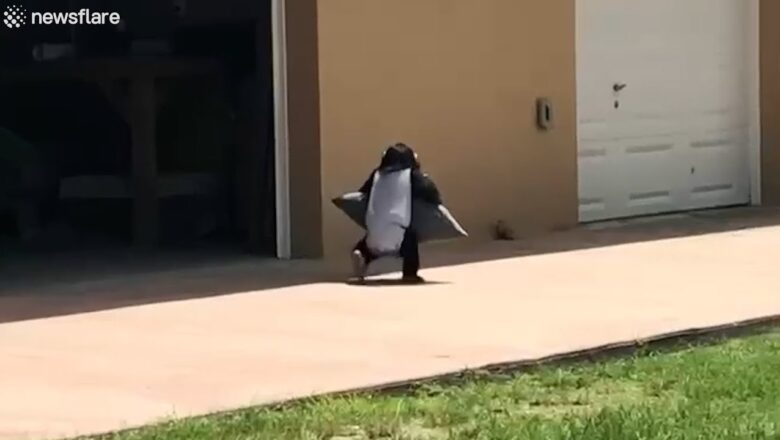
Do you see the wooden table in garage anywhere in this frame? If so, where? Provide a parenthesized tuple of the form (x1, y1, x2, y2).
(0, 57, 224, 247)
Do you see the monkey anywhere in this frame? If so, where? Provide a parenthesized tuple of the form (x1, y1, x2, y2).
(350, 143, 442, 284)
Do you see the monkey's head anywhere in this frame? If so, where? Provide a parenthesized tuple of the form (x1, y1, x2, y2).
(379, 142, 419, 172)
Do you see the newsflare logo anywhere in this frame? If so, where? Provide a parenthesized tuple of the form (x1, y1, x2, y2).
(3, 4, 26, 29)
(3, 4, 121, 29)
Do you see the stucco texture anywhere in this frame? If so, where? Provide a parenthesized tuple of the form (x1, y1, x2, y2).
(317, 0, 578, 257)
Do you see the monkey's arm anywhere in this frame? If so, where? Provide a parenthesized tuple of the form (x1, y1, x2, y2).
(411, 170, 442, 205)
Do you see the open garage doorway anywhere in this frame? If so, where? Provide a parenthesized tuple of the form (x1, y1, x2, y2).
(0, 0, 280, 281)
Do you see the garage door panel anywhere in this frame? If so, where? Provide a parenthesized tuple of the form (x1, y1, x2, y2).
(694, 96, 747, 117)
(689, 113, 745, 132)
(688, 187, 747, 210)
(695, 70, 746, 96)
(619, 135, 688, 216)
(687, 103, 748, 134)
(686, 129, 750, 209)
(577, 85, 616, 141)
(687, 179, 748, 210)
(689, 133, 743, 152)
(576, 0, 753, 222)
(578, 119, 610, 143)
(689, 143, 746, 185)
(609, 113, 679, 140)
(578, 139, 621, 221)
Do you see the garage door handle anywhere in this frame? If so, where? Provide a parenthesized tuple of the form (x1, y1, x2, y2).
(613, 83, 628, 92)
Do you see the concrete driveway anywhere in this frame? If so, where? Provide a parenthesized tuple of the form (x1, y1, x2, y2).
(2, 208, 780, 440)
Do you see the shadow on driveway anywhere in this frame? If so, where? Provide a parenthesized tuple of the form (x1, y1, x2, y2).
(1, 206, 779, 325)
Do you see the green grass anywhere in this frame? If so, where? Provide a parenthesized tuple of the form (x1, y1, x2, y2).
(98, 331, 780, 440)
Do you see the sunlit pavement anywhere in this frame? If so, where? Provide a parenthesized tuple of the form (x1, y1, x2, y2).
(2, 210, 780, 440)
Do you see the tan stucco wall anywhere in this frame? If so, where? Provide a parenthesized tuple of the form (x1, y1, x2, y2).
(761, 0, 780, 205)
(317, 0, 578, 257)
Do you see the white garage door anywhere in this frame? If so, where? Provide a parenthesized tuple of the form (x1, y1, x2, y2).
(576, 0, 756, 222)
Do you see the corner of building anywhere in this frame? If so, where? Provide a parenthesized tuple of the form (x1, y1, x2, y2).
(760, 0, 780, 205)
(285, 0, 324, 258)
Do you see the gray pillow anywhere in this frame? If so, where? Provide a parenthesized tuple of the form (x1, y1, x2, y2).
(332, 192, 468, 243)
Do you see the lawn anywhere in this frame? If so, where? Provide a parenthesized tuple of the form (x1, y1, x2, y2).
(99, 330, 780, 440)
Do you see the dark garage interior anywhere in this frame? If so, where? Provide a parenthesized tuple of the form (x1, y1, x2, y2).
(0, 0, 277, 269)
